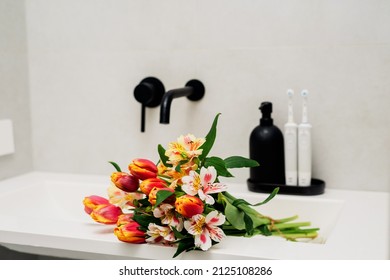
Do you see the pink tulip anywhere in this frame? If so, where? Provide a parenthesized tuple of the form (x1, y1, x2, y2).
(83, 195, 109, 214)
(90, 204, 122, 224)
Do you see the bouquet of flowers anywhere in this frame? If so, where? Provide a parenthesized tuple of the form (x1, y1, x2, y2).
(83, 114, 319, 257)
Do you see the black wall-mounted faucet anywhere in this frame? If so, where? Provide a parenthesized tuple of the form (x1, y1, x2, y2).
(134, 77, 165, 132)
(160, 79, 205, 124)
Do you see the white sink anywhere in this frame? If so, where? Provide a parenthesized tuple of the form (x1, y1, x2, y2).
(0, 172, 388, 259)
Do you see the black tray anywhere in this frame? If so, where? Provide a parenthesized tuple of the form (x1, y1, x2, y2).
(247, 178, 325, 196)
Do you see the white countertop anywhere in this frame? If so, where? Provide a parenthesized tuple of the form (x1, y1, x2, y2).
(0, 172, 388, 259)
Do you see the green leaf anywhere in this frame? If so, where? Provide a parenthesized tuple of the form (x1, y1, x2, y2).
(171, 227, 186, 239)
(137, 197, 151, 207)
(244, 213, 254, 236)
(155, 190, 174, 208)
(199, 113, 221, 161)
(251, 187, 279, 206)
(232, 187, 279, 208)
(204, 156, 233, 177)
(224, 156, 259, 169)
(133, 213, 160, 229)
(223, 198, 246, 230)
(108, 161, 122, 172)
(258, 224, 272, 236)
(158, 144, 172, 167)
(173, 238, 195, 258)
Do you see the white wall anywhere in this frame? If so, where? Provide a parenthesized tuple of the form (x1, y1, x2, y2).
(0, 0, 32, 180)
(24, 0, 390, 191)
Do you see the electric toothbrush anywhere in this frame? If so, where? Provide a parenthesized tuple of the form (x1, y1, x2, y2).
(298, 90, 312, 186)
(284, 89, 298, 186)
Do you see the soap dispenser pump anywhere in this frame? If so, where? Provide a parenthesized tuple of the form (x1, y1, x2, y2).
(249, 102, 285, 185)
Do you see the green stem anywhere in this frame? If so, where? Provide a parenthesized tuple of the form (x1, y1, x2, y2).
(273, 215, 299, 224)
(268, 222, 312, 231)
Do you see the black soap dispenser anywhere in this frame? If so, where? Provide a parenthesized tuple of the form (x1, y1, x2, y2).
(249, 102, 285, 186)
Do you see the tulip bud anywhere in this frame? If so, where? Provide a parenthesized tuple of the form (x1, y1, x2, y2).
(148, 187, 175, 205)
(128, 158, 158, 180)
(111, 172, 139, 192)
(174, 195, 204, 218)
(140, 177, 168, 195)
(90, 204, 122, 224)
(83, 195, 109, 214)
(117, 213, 134, 226)
(114, 220, 146, 244)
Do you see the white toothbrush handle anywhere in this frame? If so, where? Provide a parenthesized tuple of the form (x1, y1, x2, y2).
(298, 123, 312, 186)
(284, 123, 298, 186)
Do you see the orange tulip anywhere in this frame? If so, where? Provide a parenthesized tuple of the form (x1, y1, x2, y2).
(148, 186, 175, 205)
(128, 158, 157, 180)
(114, 219, 146, 244)
(83, 195, 109, 214)
(140, 177, 168, 195)
(174, 195, 204, 218)
(111, 172, 139, 192)
(90, 204, 122, 224)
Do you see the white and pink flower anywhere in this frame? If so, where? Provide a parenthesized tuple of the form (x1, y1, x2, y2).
(181, 166, 227, 205)
(153, 203, 184, 231)
(184, 210, 226, 251)
(146, 223, 176, 243)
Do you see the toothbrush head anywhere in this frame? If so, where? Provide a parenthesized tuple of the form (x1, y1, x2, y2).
(301, 89, 309, 123)
(287, 89, 294, 122)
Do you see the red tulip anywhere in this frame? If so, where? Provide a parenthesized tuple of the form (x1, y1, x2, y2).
(111, 172, 139, 192)
(128, 158, 158, 180)
(114, 219, 146, 244)
(175, 195, 204, 218)
(148, 187, 175, 205)
(140, 177, 168, 195)
(117, 213, 135, 226)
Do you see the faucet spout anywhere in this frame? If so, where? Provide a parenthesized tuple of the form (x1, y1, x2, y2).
(160, 79, 205, 124)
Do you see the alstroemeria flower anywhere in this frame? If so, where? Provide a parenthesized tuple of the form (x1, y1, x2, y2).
(184, 210, 226, 251)
(90, 204, 122, 224)
(107, 183, 144, 210)
(157, 161, 198, 189)
(165, 134, 205, 164)
(153, 203, 183, 231)
(181, 166, 227, 205)
(83, 195, 110, 214)
(146, 223, 175, 243)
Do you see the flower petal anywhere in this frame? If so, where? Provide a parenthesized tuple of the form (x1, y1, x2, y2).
(200, 166, 217, 186)
(194, 228, 212, 251)
(205, 210, 226, 226)
(198, 189, 215, 205)
(208, 226, 226, 243)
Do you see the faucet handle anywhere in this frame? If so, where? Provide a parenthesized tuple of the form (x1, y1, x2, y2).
(134, 77, 165, 132)
(185, 79, 205, 101)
